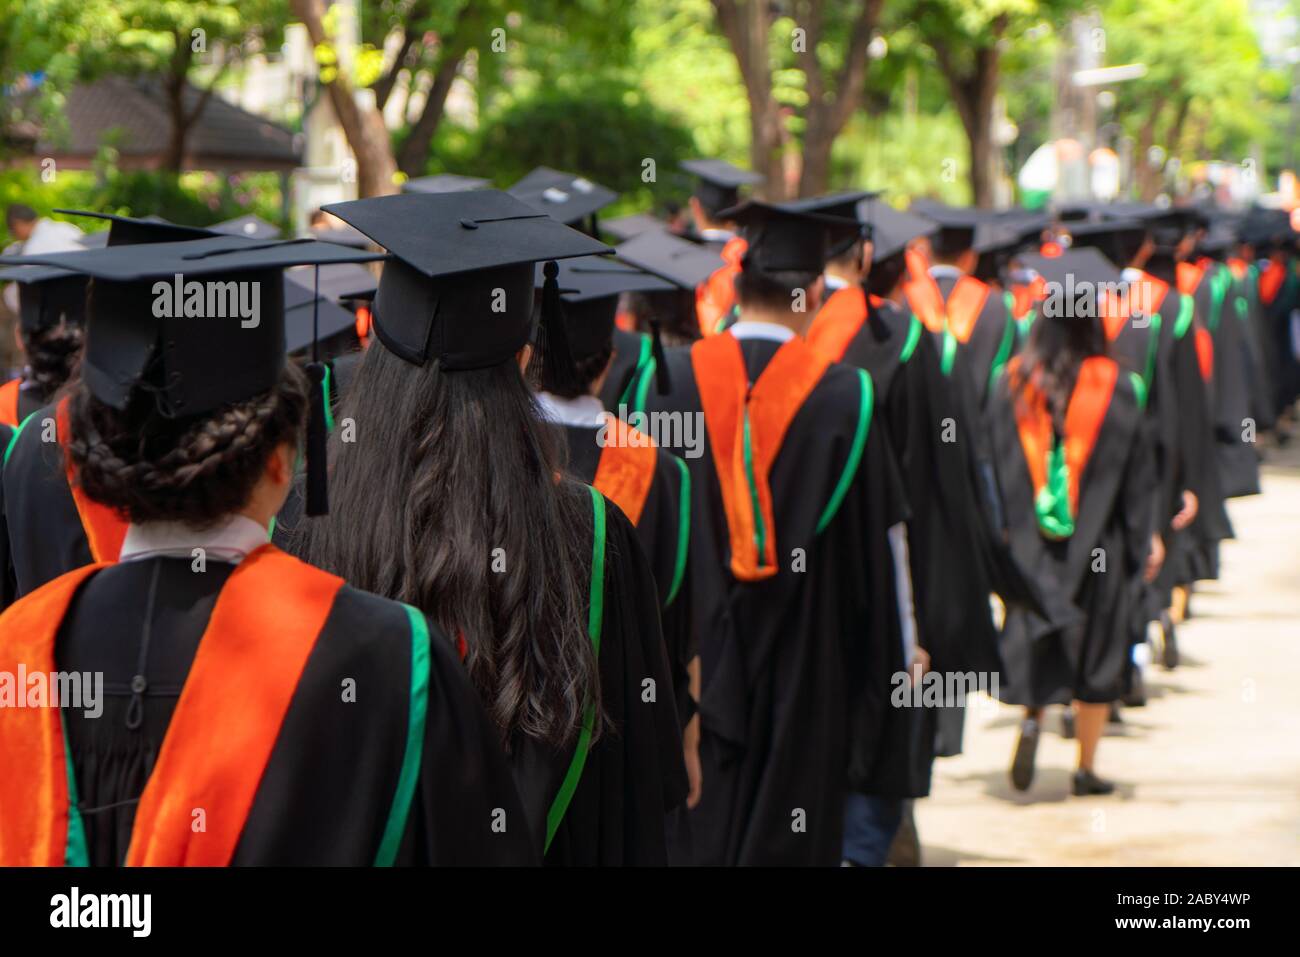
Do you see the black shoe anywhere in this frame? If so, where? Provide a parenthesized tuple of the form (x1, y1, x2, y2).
(1161, 613, 1180, 670)
(1060, 708, 1076, 739)
(1072, 769, 1116, 796)
(1123, 667, 1147, 707)
(1108, 701, 1124, 724)
(1010, 718, 1040, 792)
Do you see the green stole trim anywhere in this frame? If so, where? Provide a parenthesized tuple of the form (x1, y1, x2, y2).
(632, 357, 656, 414)
(1017, 309, 1037, 339)
(1207, 266, 1231, 332)
(1034, 441, 1075, 539)
(3, 410, 38, 468)
(899, 314, 923, 364)
(321, 364, 336, 433)
(988, 314, 1017, 397)
(1142, 311, 1163, 393)
(1129, 370, 1148, 412)
(665, 456, 690, 607)
(741, 409, 768, 568)
(1173, 293, 1195, 339)
(617, 334, 653, 408)
(374, 604, 431, 866)
(940, 329, 958, 376)
(62, 723, 90, 866)
(816, 369, 874, 534)
(544, 487, 606, 854)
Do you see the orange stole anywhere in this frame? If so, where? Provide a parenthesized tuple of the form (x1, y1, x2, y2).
(1195, 326, 1215, 382)
(0, 379, 20, 427)
(0, 563, 106, 865)
(0, 547, 343, 866)
(592, 416, 658, 526)
(807, 285, 870, 362)
(901, 255, 989, 342)
(1012, 356, 1118, 519)
(1176, 261, 1204, 297)
(692, 333, 829, 581)
(1259, 260, 1285, 305)
(695, 236, 748, 337)
(1226, 258, 1248, 282)
(55, 397, 128, 563)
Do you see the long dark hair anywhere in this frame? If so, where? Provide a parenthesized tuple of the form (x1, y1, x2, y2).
(296, 342, 599, 749)
(21, 322, 83, 400)
(67, 364, 308, 527)
(1013, 310, 1107, 433)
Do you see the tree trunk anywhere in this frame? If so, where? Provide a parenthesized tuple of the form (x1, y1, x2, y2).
(162, 33, 194, 173)
(291, 0, 399, 198)
(395, 6, 475, 177)
(714, 0, 786, 198)
(794, 0, 882, 197)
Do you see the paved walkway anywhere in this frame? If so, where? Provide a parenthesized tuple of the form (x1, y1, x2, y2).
(917, 444, 1300, 866)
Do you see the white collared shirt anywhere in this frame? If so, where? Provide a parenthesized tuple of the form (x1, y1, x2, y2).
(534, 391, 607, 428)
(928, 264, 964, 281)
(119, 513, 270, 565)
(823, 274, 850, 292)
(699, 227, 736, 243)
(728, 320, 795, 344)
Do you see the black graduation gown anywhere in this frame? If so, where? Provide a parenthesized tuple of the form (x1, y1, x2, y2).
(1261, 257, 1300, 413)
(505, 491, 689, 865)
(1, 403, 92, 604)
(43, 557, 537, 865)
(990, 365, 1157, 706)
(599, 328, 654, 413)
(826, 296, 1003, 786)
(558, 422, 695, 727)
(643, 335, 910, 865)
(932, 272, 1017, 409)
(1201, 262, 1262, 498)
(275, 481, 688, 865)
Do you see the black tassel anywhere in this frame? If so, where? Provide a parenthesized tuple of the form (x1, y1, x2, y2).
(540, 260, 580, 394)
(304, 361, 329, 517)
(649, 319, 672, 395)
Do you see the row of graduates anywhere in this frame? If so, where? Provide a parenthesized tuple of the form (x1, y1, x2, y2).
(0, 160, 1279, 866)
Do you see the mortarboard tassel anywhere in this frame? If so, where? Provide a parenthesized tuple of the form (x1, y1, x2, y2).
(304, 265, 329, 516)
(304, 361, 330, 516)
(649, 318, 672, 395)
(539, 260, 581, 395)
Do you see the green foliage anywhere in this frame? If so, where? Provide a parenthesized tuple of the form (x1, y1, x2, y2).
(468, 80, 695, 212)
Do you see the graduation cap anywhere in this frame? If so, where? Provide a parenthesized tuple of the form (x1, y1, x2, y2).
(54, 209, 216, 247)
(283, 271, 360, 354)
(1020, 247, 1122, 289)
(313, 225, 372, 250)
(211, 214, 282, 240)
(718, 199, 861, 274)
(0, 236, 386, 517)
(0, 263, 89, 333)
(542, 255, 677, 395)
(972, 214, 1050, 282)
(507, 166, 618, 227)
(857, 198, 938, 262)
(601, 213, 668, 244)
(1237, 207, 1294, 250)
(783, 190, 878, 258)
(910, 199, 984, 253)
(402, 173, 492, 194)
(614, 229, 724, 289)
(681, 158, 764, 215)
(287, 261, 377, 303)
(1064, 217, 1149, 268)
(321, 190, 610, 393)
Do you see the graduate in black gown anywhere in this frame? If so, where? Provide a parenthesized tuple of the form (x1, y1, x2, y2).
(806, 201, 1005, 864)
(0, 234, 532, 866)
(0, 216, 379, 608)
(641, 199, 914, 865)
(533, 255, 703, 854)
(989, 250, 1160, 796)
(0, 265, 87, 428)
(285, 190, 688, 865)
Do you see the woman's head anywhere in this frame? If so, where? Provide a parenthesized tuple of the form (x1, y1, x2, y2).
(1013, 310, 1107, 430)
(297, 341, 599, 748)
(67, 362, 308, 529)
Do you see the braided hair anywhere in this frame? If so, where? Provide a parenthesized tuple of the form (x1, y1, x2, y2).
(67, 363, 308, 528)
(20, 322, 83, 399)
